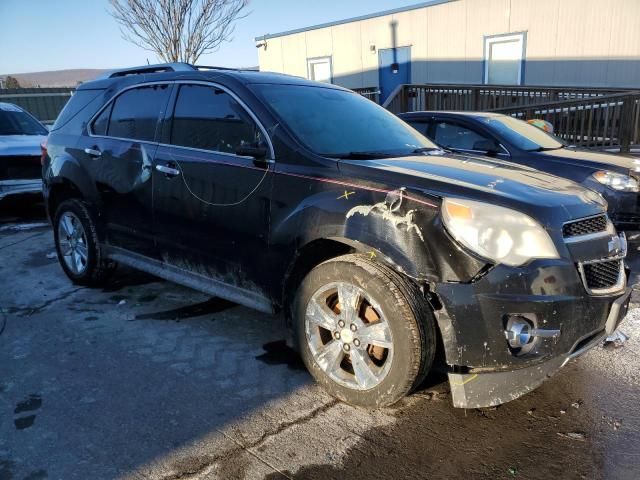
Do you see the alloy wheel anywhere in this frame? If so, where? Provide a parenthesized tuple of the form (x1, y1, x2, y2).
(305, 281, 394, 390)
(57, 211, 89, 275)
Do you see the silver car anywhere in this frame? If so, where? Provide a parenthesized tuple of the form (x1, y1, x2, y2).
(0, 102, 47, 200)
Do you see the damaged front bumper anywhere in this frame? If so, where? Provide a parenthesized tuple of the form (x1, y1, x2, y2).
(448, 287, 631, 408)
(0, 179, 42, 200)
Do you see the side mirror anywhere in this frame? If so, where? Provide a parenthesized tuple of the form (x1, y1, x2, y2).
(473, 139, 501, 155)
(235, 144, 268, 160)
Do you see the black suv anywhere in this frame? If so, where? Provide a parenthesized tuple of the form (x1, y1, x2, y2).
(43, 63, 630, 409)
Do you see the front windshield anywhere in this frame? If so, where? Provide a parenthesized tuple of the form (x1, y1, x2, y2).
(251, 84, 436, 157)
(0, 105, 48, 135)
(483, 115, 565, 151)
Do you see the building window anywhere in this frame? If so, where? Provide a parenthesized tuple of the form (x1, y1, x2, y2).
(307, 57, 332, 83)
(484, 33, 526, 85)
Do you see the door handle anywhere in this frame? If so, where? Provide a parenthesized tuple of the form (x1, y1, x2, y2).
(253, 158, 271, 169)
(155, 164, 180, 177)
(84, 147, 101, 158)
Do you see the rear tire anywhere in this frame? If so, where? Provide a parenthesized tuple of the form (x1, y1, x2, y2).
(53, 199, 115, 287)
(293, 254, 436, 407)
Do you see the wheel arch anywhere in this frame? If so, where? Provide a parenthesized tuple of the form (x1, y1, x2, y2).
(281, 237, 354, 319)
(45, 150, 99, 220)
(47, 178, 84, 220)
(280, 236, 450, 370)
(280, 235, 438, 320)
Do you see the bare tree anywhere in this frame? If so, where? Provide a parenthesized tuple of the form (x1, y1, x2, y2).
(108, 0, 249, 64)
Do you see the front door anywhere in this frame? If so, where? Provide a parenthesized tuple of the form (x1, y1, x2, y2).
(152, 82, 273, 302)
(379, 47, 411, 104)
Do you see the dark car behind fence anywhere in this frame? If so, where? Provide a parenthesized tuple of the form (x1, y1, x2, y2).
(0, 87, 74, 125)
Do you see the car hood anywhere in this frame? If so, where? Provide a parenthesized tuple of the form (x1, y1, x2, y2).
(0, 135, 46, 156)
(534, 147, 636, 173)
(342, 152, 607, 227)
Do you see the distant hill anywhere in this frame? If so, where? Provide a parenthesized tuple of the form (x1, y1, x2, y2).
(0, 65, 262, 88)
(0, 69, 106, 88)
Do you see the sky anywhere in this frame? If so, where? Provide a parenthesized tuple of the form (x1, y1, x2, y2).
(0, 0, 423, 74)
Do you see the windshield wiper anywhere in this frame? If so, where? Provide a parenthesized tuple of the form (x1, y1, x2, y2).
(411, 147, 442, 154)
(527, 146, 565, 152)
(322, 151, 398, 160)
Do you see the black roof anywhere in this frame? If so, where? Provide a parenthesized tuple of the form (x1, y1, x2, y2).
(77, 62, 346, 91)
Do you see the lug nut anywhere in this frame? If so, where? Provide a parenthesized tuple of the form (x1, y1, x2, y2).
(354, 339, 360, 347)
(338, 320, 345, 328)
(343, 344, 351, 352)
(334, 331, 341, 340)
(350, 324, 357, 332)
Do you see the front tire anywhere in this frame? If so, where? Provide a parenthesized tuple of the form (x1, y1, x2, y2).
(293, 254, 436, 407)
(53, 199, 115, 286)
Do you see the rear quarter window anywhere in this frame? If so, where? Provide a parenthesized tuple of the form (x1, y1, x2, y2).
(51, 89, 105, 131)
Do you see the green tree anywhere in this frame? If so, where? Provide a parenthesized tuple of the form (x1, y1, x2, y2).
(5, 76, 21, 89)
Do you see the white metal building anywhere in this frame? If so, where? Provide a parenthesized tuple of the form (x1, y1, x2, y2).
(256, 0, 640, 102)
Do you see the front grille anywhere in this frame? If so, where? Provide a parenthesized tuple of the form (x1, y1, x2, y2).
(562, 214, 608, 238)
(582, 259, 622, 290)
(0, 155, 42, 180)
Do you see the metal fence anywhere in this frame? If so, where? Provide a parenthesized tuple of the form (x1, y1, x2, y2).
(381, 83, 628, 114)
(352, 87, 381, 104)
(0, 87, 74, 124)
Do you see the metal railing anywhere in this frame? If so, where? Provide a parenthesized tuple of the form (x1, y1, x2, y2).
(353, 87, 381, 104)
(381, 83, 628, 114)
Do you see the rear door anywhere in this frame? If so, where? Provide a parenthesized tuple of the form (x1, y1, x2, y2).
(152, 82, 274, 302)
(77, 83, 172, 256)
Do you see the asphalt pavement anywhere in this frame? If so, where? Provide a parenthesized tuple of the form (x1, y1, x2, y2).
(1, 197, 639, 480)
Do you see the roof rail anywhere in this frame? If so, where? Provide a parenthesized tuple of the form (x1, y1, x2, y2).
(193, 65, 240, 71)
(98, 62, 196, 79)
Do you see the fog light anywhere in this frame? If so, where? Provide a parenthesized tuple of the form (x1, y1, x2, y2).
(505, 316, 533, 348)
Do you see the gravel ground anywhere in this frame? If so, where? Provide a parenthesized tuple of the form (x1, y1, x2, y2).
(1, 197, 639, 480)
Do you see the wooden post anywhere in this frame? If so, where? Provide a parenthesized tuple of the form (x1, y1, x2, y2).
(401, 86, 408, 113)
(470, 87, 479, 111)
(619, 95, 635, 154)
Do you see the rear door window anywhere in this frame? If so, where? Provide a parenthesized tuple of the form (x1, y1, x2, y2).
(170, 84, 260, 154)
(103, 84, 170, 142)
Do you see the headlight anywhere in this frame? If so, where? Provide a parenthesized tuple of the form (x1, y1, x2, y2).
(442, 198, 559, 266)
(592, 171, 639, 192)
